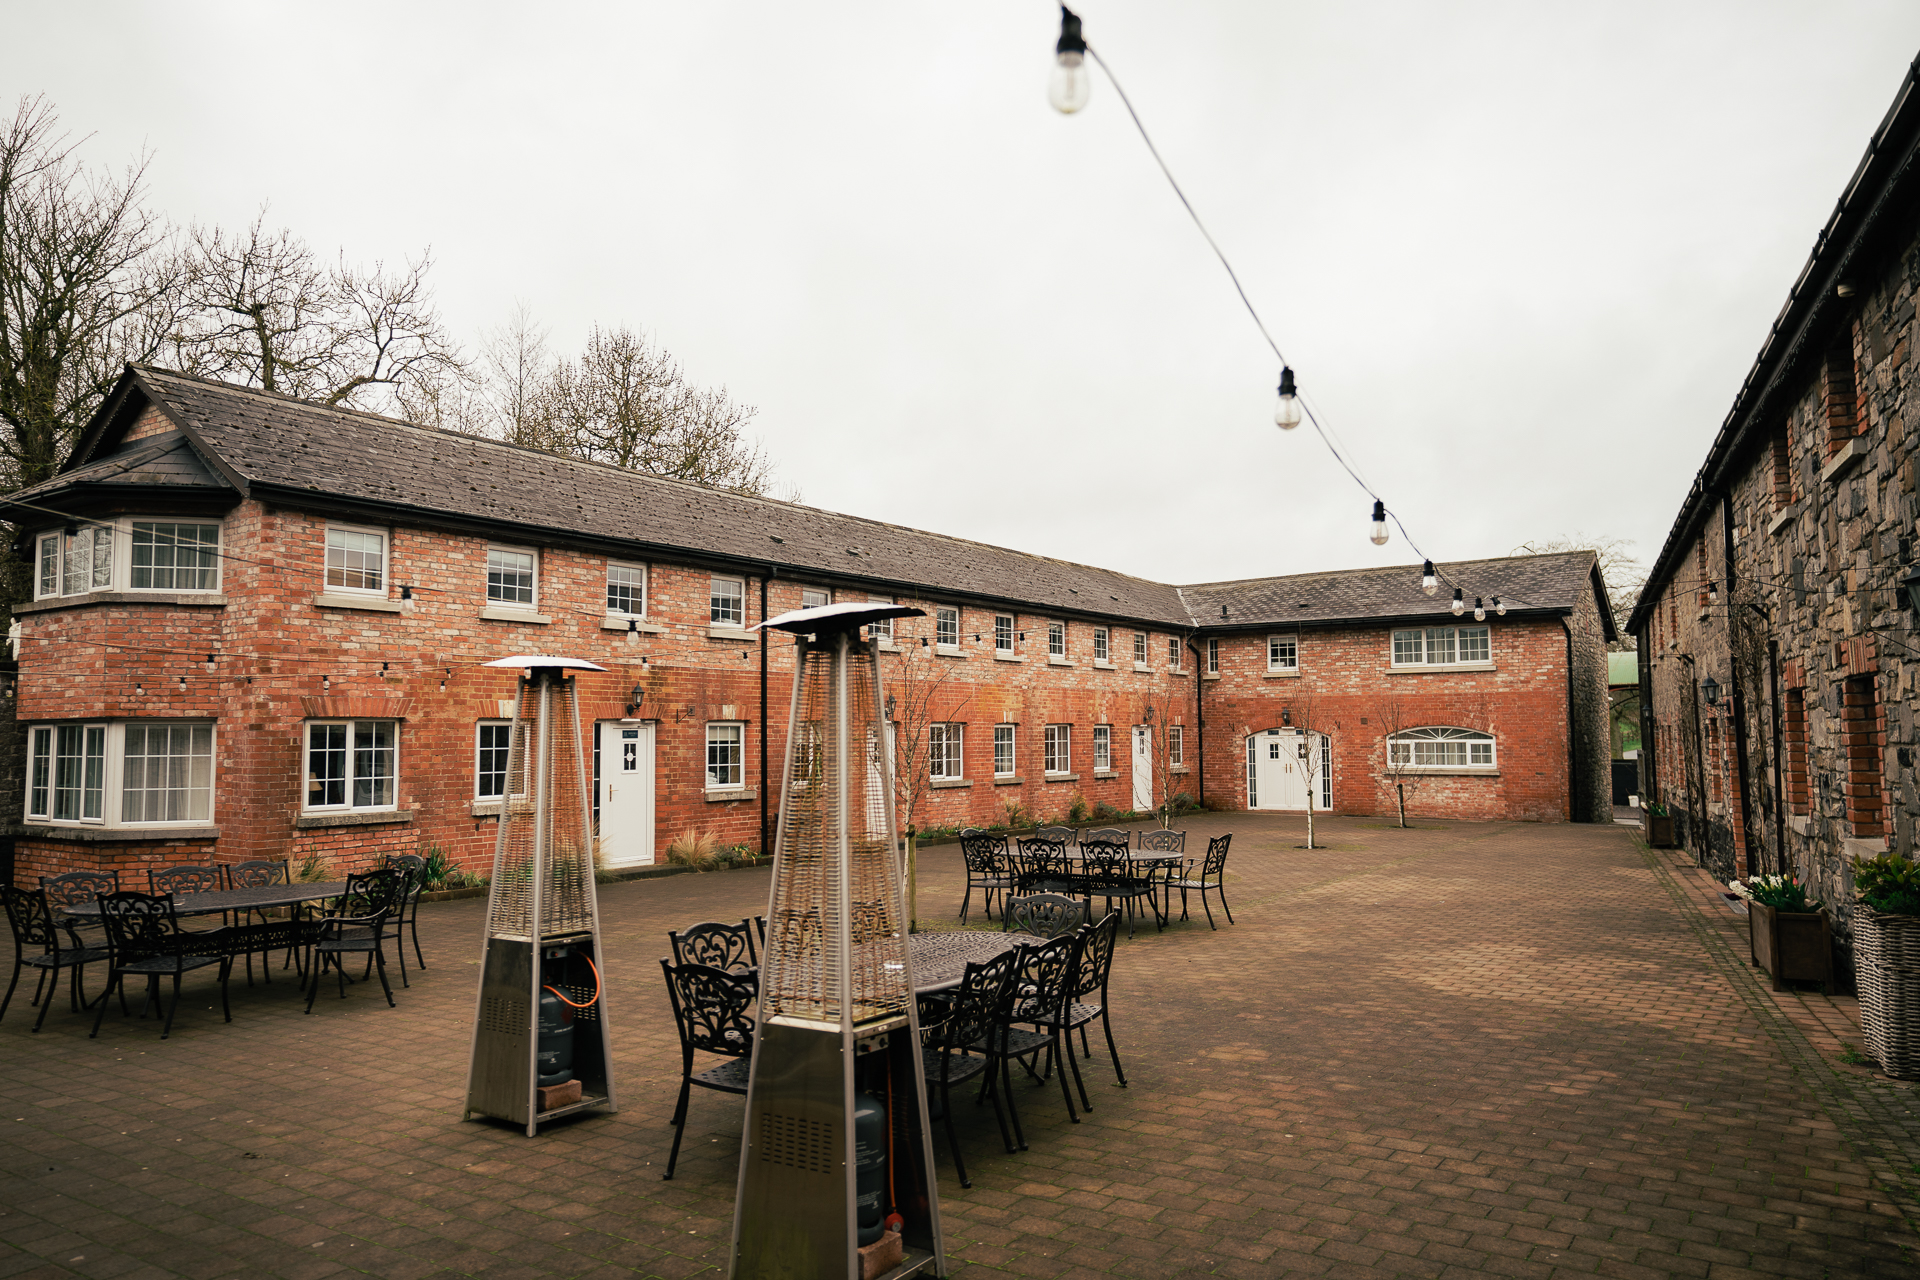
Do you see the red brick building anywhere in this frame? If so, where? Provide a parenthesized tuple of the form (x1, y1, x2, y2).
(0, 368, 1613, 884)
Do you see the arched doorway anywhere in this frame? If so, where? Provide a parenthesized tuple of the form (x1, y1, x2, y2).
(1246, 727, 1330, 811)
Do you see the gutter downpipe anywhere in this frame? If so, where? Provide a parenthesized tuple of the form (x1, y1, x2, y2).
(1637, 626, 1656, 808)
(1722, 495, 1759, 879)
(1186, 638, 1206, 809)
(1768, 638, 1786, 879)
(760, 569, 771, 857)
(1562, 619, 1577, 821)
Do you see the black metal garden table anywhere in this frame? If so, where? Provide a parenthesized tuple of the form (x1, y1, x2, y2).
(906, 930, 1023, 993)
(59, 881, 351, 920)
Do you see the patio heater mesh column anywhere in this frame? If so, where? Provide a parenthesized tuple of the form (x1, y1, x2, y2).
(731, 604, 944, 1280)
(463, 655, 617, 1137)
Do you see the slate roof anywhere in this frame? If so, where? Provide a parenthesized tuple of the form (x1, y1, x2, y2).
(19, 367, 1610, 634)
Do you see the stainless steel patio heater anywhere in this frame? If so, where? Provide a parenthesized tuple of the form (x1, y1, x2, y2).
(463, 655, 618, 1137)
(731, 602, 944, 1280)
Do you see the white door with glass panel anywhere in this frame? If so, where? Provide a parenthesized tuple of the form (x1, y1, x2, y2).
(596, 721, 655, 867)
(1130, 726, 1154, 811)
(1246, 728, 1329, 811)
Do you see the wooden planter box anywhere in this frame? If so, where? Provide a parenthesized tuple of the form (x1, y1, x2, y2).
(1748, 901, 1832, 993)
(1645, 814, 1675, 847)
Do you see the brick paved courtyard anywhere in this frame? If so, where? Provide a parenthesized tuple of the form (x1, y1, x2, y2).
(4, 814, 1918, 1279)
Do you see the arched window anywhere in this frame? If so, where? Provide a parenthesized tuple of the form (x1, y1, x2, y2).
(1386, 726, 1495, 769)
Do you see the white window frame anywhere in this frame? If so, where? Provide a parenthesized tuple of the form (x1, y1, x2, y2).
(936, 606, 960, 650)
(1133, 632, 1149, 666)
(475, 720, 521, 800)
(1048, 620, 1066, 658)
(706, 721, 745, 790)
(801, 587, 831, 610)
(993, 724, 1016, 776)
(1168, 637, 1183, 671)
(25, 721, 219, 828)
(486, 544, 539, 609)
(929, 723, 965, 780)
(1168, 724, 1184, 767)
(605, 561, 647, 617)
(1207, 638, 1220, 674)
(994, 614, 1015, 654)
(1386, 726, 1497, 771)
(1093, 725, 1112, 771)
(1390, 625, 1493, 668)
(1267, 635, 1299, 671)
(35, 517, 229, 602)
(1044, 724, 1071, 775)
(324, 522, 389, 597)
(711, 576, 747, 627)
(1093, 627, 1110, 661)
(303, 719, 399, 813)
(868, 595, 894, 642)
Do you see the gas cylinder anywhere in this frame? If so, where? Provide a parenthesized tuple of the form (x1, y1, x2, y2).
(536, 985, 575, 1087)
(853, 1091, 888, 1245)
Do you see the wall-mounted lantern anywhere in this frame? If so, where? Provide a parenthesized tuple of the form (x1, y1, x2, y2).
(1701, 674, 1721, 706)
(1281, 708, 1292, 727)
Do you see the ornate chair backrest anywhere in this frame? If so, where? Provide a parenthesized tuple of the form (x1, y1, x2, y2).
(1081, 827, 1130, 848)
(932, 950, 1017, 1055)
(660, 959, 756, 1059)
(1005, 893, 1086, 940)
(1005, 933, 1078, 1024)
(1034, 825, 1077, 844)
(1078, 842, 1132, 890)
(670, 919, 758, 973)
(41, 870, 119, 910)
(1016, 837, 1070, 879)
(2, 885, 61, 952)
(1135, 829, 1185, 855)
(149, 865, 222, 896)
(1201, 833, 1232, 880)
(1071, 912, 1121, 1000)
(332, 869, 402, 925)
(97, 891, 183, 959)
(226, 859, 290, 889)
(959, 832, 1008, 873)
(383, 854, 426, 910)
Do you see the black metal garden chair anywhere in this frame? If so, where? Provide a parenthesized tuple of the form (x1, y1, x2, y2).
(920, 948, 1019, 1188)
(1033, 825, 1077, 845)
(1079, 826, 1131, 849)
(304, 869, 403, 1013)
(1133, 828, 1186, 923)
(90, 891, 233, 1040)
(1023, 912, 1126, 1111)
(1168, 833, 1234, 928)
(382, 853, 429, 985)
(1, 886, 114, 1032)
(993, 932, 1083, 1126)
(659, 958, 756, 1180)
(40, 870, 119, 946)
(1013, 837, 1075, 897)
(668, 919, 760, 978)
(958, 830, 1014, 924)
(148, 864, 223, 897)
(224, 858, 296, 984)
(1079, 842, 1159, 938)
(1004, 893, 1087, 939)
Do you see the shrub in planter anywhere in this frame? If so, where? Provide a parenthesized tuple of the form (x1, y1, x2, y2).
(1642, 800, 1675, 848)
(1729, 876, 1831, 993)
(1852, 852, 1920, 1080)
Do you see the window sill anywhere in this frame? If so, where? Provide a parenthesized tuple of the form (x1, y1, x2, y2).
(1386, 662, 1496, 675)
(313, 593, 401, 614)
(18, 591, 228, 614)
(481, 605, 551, 624)
(1263, 668, 1300, 679)
(13, 824, 219, 842)
(1093, 770, 1117, 780)
(993, 775, 1025, 786)
(1092, 659, 1115, 670)
(1788, 815, 1811, 837)
(1047, 656, 1074, 667)
(1202, 672, 1221, 681)
(1169, 765, 1190, 775)
(470, 800, 504, 818)
(705, 787, 756, 802)
(294, 810, 413, 830)
(706, 627, 754, 642)
(1844, 836, 1888, 858)
(600, 615, 664, 634)
(931, 778, 972, 790)
(1767, 509, 1795, 537)
(1389, 767, 1499, 778)
(1043, 773, 1080, 784)
(877, 640, 902, 652)
(1821, 437, 1868, 485)
(934, 646, 966, 659)
(994, 652, 1024, 663)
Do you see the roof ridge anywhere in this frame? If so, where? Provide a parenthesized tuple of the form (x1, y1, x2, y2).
(1174, 550, 1594, 592)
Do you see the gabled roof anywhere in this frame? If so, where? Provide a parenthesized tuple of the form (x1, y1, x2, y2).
(17, 366, 1615, 635)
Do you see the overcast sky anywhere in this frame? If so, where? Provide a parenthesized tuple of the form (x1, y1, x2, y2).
(8, 2, 1920, 595)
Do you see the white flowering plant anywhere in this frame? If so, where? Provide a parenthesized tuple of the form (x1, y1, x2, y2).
(1728, 875, 1821, 913)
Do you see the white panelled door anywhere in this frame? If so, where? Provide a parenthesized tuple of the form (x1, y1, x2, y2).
(1246, 728, 1327, 811)
(1130, 726, 1154, 811)
(596, 721, 655, 867)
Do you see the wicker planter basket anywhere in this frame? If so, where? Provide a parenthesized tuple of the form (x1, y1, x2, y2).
(1854, 905, 1920, 1080)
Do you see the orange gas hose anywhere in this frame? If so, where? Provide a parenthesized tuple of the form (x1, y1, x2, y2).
(542, 952, 601, 1010)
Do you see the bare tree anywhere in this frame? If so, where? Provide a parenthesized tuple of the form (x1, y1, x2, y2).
(1373, 690, 1423, 828)
(1512, 533, 1644, 651)
(881, 616, 972, 931)
(476, 302, 562, 449)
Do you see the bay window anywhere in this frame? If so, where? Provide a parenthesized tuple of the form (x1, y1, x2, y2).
(26, 721, 215, 827)
(35, 518, 223, 600)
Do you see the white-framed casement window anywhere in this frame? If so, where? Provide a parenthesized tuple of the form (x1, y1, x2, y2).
(1093, 725, 1112, 771)
(325, 523, 387, 596)
(487, 546, 538, 608)
(707, 722, 745, 789)
(36, 519, 225, 602)
(1133, 632, 1148, 666)
(1390, 625, 1492, 667)
(993, 724, 1016, 776)
(1268, 636, 1299, 671)
(711, 576, 746, 627)
(930, 723, 964, 780)
(936, 607, 960, 649)
(1048, 621, 1066, 658)
(36, 526, 112, 599)
(1044, 724, 1071, 775)
(606, 562, 646, 616)
(1168, 724, 1184, 767)
(1093, 627, 1110, 661)
(26, 721, 216, 827)
(304, 720, 397, 812)
(1168, 637, 1183, 671)
(1387, 726, 1497, 770)
(1206, 638, 1220, 674)
(868, 595, 895, 641)
(475, 720, 523, 799)
(994, 614, 1015, 654)
(802, 587, 831, 609)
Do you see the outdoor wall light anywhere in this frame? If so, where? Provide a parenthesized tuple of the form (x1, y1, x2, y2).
(1451, 588, 1465, 617)
(1701, 674, 1721, 706)
(1274, 366, 1302, 430)
(1370, 500, 1389, 546)
(1281, 708, 1291, 726)
(1048, 5, 1091, 113)
(1143, 706, 1155, 724)
(1421, 561, 1437, 596)
(626, 685, 645, 715)
(885, 693, 898, 720)
(1900, 564, 1920, 613)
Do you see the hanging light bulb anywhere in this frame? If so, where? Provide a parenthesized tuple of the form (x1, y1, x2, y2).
(204, 653, 215, 674)
(1493, 596, 1506, 616)
(1274, 366, 1302, 430)
(1048, 6, 1091, 113)
(400, 585, 417, 615)
(1473, 597, 1486, 622)
(1369, 500, 1389, 546)
(626, 618, 641, 649)
(1707, 580, 1719, 605)
(1421, 561, 1437, 596)
(1450, 588, 1465, 617)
